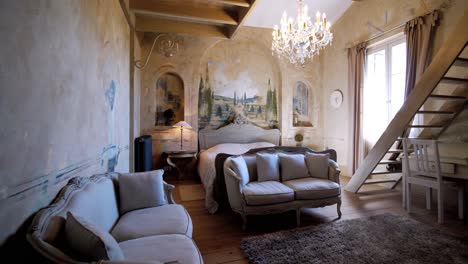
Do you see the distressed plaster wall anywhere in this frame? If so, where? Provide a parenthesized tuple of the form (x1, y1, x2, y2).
(139, 27, 325, 166)
(0, 0, 130, 244)
(322, 0, 468, 176)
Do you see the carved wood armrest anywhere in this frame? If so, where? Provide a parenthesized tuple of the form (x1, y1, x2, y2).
(328, 159, 341, 185)
(163, 182, 176, 204)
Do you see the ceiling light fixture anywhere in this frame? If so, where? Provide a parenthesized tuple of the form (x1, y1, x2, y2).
(272, 0, 333, 66)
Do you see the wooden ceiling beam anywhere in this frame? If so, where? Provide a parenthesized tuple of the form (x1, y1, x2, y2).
(227, 0, 257, 38)
(217, 0, 251, 7)
(135, 15, 228, 39)
(131, 0, 238, 26)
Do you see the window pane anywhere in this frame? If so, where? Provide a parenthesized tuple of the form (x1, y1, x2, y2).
(364, 48, 387, 145)
(390, 42, 406, 118)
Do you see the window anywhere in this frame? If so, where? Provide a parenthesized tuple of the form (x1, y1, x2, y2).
(363, 34, 406, 149)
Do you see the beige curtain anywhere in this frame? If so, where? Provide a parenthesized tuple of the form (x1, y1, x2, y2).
(388, 10, 440, 163)
(348, 42, 367, 174)
(404, 10, 440, 97)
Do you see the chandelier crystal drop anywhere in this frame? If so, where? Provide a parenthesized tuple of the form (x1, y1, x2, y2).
(272, 0, 333, 66)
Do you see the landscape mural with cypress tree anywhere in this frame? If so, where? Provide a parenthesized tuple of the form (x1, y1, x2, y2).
(198, 63, 279, 130)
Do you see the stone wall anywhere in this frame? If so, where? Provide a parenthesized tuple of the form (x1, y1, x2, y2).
(0, 0, 130, 244)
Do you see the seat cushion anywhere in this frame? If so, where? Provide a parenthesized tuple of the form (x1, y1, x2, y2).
(283, 178, 340, 200)
(243, 181, 294, 206)
(111, 204, 192, 242)
(119, 234, 202, 264)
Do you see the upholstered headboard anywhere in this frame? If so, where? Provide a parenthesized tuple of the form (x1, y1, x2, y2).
(198, 123, 281, 150)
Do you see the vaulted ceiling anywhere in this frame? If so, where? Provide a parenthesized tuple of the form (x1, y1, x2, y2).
(130, 0, 258, 39)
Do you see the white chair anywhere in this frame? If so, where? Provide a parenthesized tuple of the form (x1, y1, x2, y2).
(402, 138, 464, 224)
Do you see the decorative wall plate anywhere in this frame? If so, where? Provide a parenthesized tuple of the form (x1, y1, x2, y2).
(329, 90, 343, 109)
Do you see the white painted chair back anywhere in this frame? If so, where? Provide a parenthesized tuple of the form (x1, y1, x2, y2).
(402, 138, 442, 180)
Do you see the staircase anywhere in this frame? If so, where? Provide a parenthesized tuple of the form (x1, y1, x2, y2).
(346, 13, 468, 193)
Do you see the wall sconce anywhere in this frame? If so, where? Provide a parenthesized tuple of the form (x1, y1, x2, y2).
(134, 34, 180, 69)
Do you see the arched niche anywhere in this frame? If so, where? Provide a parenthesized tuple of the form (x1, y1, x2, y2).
(293, 81, 313, 127)
(154, 72, 184, 127)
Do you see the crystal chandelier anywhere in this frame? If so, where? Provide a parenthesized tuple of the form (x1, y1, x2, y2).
(272, 0, 333, 66)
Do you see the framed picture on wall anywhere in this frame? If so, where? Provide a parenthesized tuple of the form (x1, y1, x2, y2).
(155, 72, 184, 127)
(293, 81, 313, 127)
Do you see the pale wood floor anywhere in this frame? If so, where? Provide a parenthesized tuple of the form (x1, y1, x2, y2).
(171, 176, 468, 264)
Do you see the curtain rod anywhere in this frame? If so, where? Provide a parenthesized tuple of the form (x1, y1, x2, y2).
(364, 22, 406, 43)
(344, 22, 406, 50)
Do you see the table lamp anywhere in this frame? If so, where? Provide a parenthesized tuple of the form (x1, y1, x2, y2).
(173, 121, 192, 150)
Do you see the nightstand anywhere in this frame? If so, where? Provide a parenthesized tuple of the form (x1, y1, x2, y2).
(164, 151, 197, 181)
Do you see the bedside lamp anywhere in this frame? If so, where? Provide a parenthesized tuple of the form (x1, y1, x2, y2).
(173, 121, 192, 150)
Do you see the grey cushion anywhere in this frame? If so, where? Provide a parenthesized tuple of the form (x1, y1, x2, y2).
(305, 152, 330, 179)
(283, 178, 340, 200)
(111, 204, 193, 242)
(279, 154, 309, 181)
(243, 155, 258, 182)
(256, 153, 280, 182)
(119, 234, 203, 264)
(243, 181, 294, 206)
(119, 170, 167, 214)
(230, 156, 250, 186)
(65, 212, 124, 261)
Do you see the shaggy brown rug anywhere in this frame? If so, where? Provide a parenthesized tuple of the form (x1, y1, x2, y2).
(240, 214, 468, 264)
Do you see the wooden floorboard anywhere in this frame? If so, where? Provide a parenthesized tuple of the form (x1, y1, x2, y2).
(171, 177, 467, 263)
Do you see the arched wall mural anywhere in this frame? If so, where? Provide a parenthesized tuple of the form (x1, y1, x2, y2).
(293, 81, 313, 127)
(198, 38, 281, 130)
(154, 72, 184, 126)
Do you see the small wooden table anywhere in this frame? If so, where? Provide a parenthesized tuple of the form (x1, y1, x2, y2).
(165, 151, 197, 181)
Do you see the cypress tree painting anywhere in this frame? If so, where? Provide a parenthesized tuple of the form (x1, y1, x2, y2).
(198, 40, 281, 130)
(198, 63, 280, 129)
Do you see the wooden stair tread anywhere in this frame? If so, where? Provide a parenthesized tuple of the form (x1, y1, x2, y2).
(428, 94, 466, 100)
(387, 149, 404, 153)
(370, 170, 402, 175)
(416, 110, 455, 115)
(408, 124, 445, 128)
(363, 178, 399, 184)
(378, 159, 401, 164)
(440, 77, 468, 85)
(453, 57, 468, 67)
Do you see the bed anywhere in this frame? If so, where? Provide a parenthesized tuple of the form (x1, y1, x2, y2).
(198, 122, 281, 214)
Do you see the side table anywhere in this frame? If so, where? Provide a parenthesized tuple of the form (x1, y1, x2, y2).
(165, 151, 197, 181)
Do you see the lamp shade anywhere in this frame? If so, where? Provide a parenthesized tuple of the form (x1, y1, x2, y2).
(173, 121, 192, 128)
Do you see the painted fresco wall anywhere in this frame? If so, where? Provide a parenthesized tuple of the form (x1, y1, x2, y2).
(321, 0, 467, 176)
(0, 0, 130, 244)
(198, 40, 281, 130)
(140, 27, 324, 166)
(293, 81, 314, 127)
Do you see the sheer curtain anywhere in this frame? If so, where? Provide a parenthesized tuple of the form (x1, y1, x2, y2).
(348, 42, 368, 174)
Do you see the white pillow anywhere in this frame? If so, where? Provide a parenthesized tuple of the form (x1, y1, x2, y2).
(256, 153, 280, 182)
(279, 154, 309, 181)
(305, 152, 330, 179)
(230, 156, 250, 186)
(65, 212, 124, 261)
(119, 169, 167, 214)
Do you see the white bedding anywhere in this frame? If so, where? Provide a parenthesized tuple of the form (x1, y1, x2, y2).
(198, 142, 275, 214)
